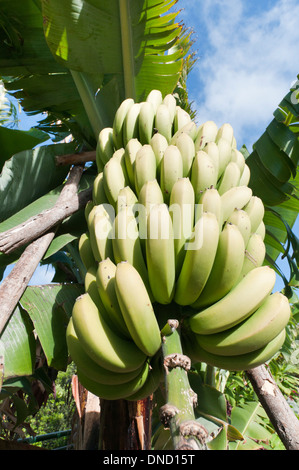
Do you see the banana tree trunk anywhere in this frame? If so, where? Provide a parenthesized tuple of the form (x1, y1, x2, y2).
(98, 398, 152, 450)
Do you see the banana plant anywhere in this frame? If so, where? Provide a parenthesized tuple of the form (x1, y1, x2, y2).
(0, 0, 298, 451)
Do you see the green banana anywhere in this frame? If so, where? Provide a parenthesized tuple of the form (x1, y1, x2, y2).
(215, 123, 234, 145)
(123, 102, 142, 146)
(124, 138, 143, 188)
(87, 205, 107, 262)
(163, 93, 177, 123)
(95, 258, 131, 339)
(243, 196, 265, 233)
(84, 200, 94, 223)
(191, 151, 218, 202)
(93, 172, 109, 205)
(188, 265, 277, 335)
(113, 97, 134, 148)
(115, 261, 162, 356)
(76, 359, 150, 400)
(85, 265, 104, 309)
(84, 264, 120, 334)
(226, 209, 252, 245)
(237, 232, 266, 280)
(239, 163, 251, 186)
(146, 203, 176, 304)
(112, 205, 151, 297)
(96, 127, 115, 171)
(221, 185, 253, 224)
(188, 328, 286, 371)
(71, 292, 147, 373)
(137, 179, 164, 248)
(195, 291, 290, 357)
(202, 141, 220, 178)
(255, 221, 266, 240)
(66, 318, 144, 385)
(134, 144, 157, 196)
(195, 120, 218, 151)
(174, 211, 220, 306)
(150, 132, 168, 177)
(160, 145, 184, 204)
(146, 89, 163, 113)
(92, 204, 114, 261)
(230, 149, 245, 174)
(154, 103, 173, 143)
(169, 177, 195, 274)
(197, 187, 223, 228)
(138, 178, 164, 211)
(78, 232, 96, 272)
(170, 121, 198, 145)
(116, 185, 138, 214)
(126, 352, 163, 400)
(232, 136, 238, 149)
(174, 132, 196, 177)
(217, 161, 241, 196)
(191, 222, 245, 309)
(217, 137, 233, 179)
(138, 101, 155, 145)
(103, 150, 129, 207)
(173, 106, 191, 134)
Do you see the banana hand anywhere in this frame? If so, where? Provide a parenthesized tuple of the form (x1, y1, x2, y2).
(188, 265, 276, 335)
(195, 291, 290, 356)
(71, 292, 147, 373)
(187, 328, 286, 371)
(76, 359, 150, 400)
(67, 318, 145, 385)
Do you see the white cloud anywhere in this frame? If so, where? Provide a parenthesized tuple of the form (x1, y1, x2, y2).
(181, 0, 299, 149)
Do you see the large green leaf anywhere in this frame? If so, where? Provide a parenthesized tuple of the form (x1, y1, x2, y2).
(41, 0, 188, 100)
(246, 78, 299, 292)
(19, 283, 84, 371)
(0, 0, 191, 141)
(229, 401, 274, 450)
(0, 141, 76, 223)
(0, 305, 36, 380)
(0, 0, 95, 143)
(0, 126, 49, 171)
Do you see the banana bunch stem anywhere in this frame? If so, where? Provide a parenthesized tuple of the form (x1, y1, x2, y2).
(160, 320, 208, 450)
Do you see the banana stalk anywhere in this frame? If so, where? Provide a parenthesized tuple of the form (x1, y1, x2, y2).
(160, 320, 208, 450)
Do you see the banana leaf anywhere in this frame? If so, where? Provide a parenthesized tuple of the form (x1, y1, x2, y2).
(246, 78, 299, 293)
(0, 0, 191, 141)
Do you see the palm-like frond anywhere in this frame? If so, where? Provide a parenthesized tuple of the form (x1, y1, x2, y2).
(246, 78, 299, 294)
(0, 0, 191, 143)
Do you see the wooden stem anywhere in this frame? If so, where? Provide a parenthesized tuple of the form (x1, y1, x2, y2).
(246, 365, 299, 450)
(55, 151, 96, 166)
(0, 166, 92, 255)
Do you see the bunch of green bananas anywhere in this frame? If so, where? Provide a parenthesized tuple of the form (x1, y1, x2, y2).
(67, 89, 291, 400)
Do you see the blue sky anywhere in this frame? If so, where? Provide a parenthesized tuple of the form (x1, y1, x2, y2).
(5, 0, 299, 292)
(180, 0, 299, 150)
